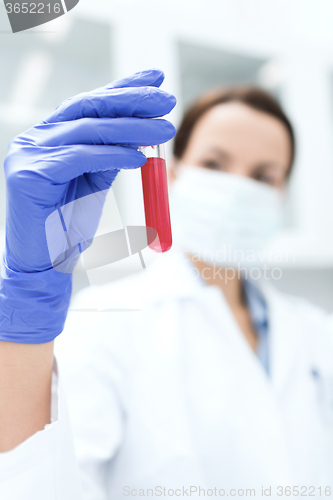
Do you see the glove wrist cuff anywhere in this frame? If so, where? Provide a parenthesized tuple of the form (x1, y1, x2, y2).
(0, 264, 72, 344)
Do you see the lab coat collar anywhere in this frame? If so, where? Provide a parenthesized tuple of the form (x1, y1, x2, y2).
(144, 251, 305, 397)
(143, 251, 271, 383)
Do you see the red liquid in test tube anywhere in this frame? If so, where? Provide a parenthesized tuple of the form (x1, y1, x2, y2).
(139, 145, 173, 253)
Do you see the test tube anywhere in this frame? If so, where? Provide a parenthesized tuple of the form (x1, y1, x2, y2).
(139, 144, 173, 253)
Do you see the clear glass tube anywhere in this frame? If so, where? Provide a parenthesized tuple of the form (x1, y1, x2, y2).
(139, 144, 173, 253)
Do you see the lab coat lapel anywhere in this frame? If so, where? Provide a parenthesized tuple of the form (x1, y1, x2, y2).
(261, 283, 304, 398)
(146, 253, 303, 401)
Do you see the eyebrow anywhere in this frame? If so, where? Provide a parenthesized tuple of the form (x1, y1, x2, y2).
(205, 148, 231, 160)
(205, 149, 285, 171)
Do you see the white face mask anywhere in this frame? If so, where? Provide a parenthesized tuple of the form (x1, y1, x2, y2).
(169, 166, 285, 267)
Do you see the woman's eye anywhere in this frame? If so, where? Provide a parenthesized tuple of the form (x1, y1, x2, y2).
(253, 173, 276, 186)
(202, 160, 221, 170)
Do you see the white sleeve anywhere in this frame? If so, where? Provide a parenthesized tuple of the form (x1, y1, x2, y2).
(0, 290, 130, 500)
(55, 307, 129, 500)
(0, 360, 83, 500)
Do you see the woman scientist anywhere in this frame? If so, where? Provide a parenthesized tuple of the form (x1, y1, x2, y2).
(0, 69, 333, 500)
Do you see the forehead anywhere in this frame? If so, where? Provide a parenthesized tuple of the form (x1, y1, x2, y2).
(187, 102, 291, 162)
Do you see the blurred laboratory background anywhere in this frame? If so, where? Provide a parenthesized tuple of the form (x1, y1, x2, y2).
(1, 0, 333, 309)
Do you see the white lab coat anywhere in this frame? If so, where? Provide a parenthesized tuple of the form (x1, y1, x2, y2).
(1, 250, 333, 499)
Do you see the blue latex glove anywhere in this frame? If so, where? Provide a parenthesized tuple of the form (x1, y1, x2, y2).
(0, 69, 176, 344)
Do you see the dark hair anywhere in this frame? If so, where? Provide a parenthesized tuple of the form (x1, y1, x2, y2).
(173, 86, 295, 171)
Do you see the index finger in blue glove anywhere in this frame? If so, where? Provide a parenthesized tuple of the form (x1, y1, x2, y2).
(105, 68, 165, 89)
(45, 86, 176, 123)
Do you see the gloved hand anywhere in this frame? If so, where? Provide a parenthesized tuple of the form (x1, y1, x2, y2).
(0, 69, 176, 344)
